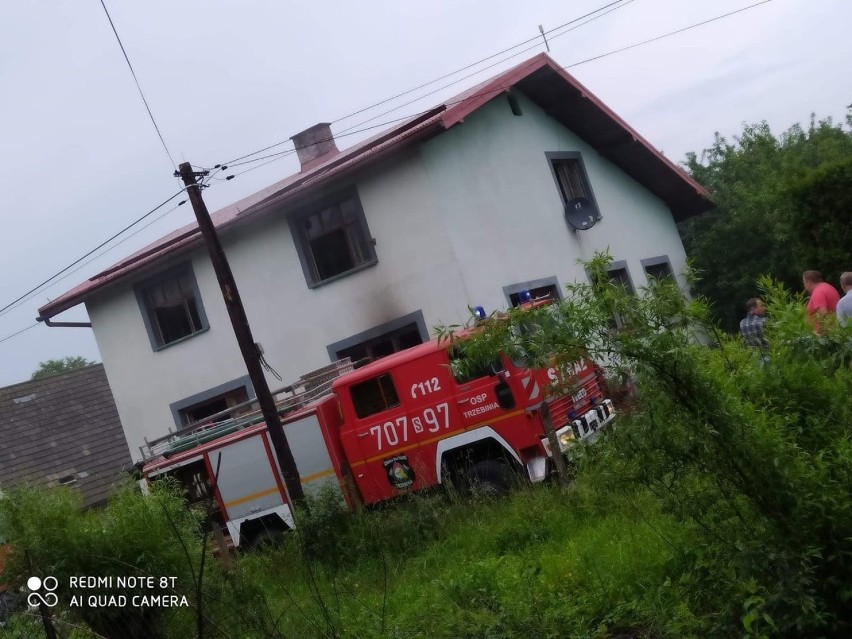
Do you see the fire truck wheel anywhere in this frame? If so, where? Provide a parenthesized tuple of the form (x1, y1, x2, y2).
(247, 527, 285, 550)
(469, 460, 514, 497)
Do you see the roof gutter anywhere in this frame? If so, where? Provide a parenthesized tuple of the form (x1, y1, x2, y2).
(37, 317, 92, 328)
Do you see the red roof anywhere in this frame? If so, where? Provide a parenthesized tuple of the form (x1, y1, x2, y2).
(39, 53, 711, 320)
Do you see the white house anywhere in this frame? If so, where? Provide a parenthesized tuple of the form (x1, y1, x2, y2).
(38, 54, 712, 459)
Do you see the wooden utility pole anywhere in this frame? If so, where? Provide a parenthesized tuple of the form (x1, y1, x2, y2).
(176, 162, 306, 507)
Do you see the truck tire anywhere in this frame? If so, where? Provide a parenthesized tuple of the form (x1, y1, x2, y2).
(469, 460, 514, 497)
(247, 526, 286, 551)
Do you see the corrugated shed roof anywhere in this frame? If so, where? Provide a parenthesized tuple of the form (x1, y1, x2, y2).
(0, 364, 132, 508)
(39, 53, 712, 320)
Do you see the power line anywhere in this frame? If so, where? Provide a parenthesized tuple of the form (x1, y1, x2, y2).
(336, 1, 635, 137)
(1, 201, 188, 318)
(0, 190, 186, 318)
(222, 0, 769, 178)
(0, 323, 39, 345)
(565, 0, 773, 69)
(98, 0, 176, 168)
(221, 0, 636, 167)
(330, 0, 630, 126)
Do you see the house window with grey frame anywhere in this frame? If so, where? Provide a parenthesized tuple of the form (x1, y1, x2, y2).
(179, 387, 250, 427)
(587, 261, 635, 329)
(504, 276, 561, 308)
(328, 310, 428, 369)
(137, 266, 208, 349)
(290, 190, 376, 287)
(607, 264, 635, 295)
(170, 376, 254, 430)
(546, 152, 598, 210)
(641, 256, 674, 281)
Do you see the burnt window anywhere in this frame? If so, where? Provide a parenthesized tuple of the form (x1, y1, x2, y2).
(351, 374, 400, 419)
(179, 386, 250, 427)
(137, 266, 208, 349)
(335, 322, 423, 369)
(291, 191, 376, 286)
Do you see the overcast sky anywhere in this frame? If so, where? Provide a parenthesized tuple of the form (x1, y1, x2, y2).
(1, 0, 849, 387)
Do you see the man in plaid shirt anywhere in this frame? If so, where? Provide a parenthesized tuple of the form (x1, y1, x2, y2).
(740, 298, 767, 348)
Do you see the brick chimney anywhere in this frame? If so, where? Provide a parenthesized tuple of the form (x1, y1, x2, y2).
(291, 123, 339, 171)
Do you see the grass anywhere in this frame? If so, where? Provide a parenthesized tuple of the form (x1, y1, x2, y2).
(225, 483, 692, 639)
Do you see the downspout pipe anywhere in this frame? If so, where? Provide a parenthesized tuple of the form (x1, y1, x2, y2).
(37, 316, 92, 328)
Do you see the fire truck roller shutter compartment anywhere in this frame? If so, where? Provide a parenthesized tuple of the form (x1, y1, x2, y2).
(281, 413, 340, 496)
(210, 436, 286, 522)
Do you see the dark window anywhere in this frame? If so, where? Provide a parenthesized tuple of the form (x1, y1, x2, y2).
(644, 261, 673, 281)
(179, 386, 250, 427)
(139, 268, 207, 347)
(607, 267, 635, 295)
(606, 265, 635, 329)
(552, 159, 591, 203)
(336, 322, 423, 368)
(292, 192, 376, 286)
(351, 374, 400, 418)
(588, 262, 635, 329)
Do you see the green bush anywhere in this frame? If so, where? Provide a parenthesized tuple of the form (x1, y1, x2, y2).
(446, 253, 852, 637)
(0, 481, 206, 638)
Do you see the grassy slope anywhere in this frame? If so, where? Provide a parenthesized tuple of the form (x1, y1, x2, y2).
(234, 484, 692, 639)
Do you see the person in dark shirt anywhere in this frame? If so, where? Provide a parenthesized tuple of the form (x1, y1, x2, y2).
(740, 297, 767, 348)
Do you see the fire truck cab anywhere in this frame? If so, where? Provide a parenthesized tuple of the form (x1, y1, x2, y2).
(333, 337, 603, 503)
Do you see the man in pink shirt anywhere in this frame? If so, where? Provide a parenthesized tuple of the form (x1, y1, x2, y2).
(802, 270, 840, 331)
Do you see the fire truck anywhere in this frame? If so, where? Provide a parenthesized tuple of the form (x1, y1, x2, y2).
(141, 309, 615, 548)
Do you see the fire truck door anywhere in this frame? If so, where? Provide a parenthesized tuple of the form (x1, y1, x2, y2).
(450, 354, 515, 428)
(347, 373, 421, 504)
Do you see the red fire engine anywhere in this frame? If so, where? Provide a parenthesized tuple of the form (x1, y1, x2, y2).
(141, 302, 614, 548)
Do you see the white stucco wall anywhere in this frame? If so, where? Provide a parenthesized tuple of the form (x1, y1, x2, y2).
(418, 92, 689, 307)
(88, 90, 690, 459)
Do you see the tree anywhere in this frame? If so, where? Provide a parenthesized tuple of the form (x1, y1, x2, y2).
(789, 157, 852, 284)
(31, 356, 96, 379)
(680, 111, 852, 331)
